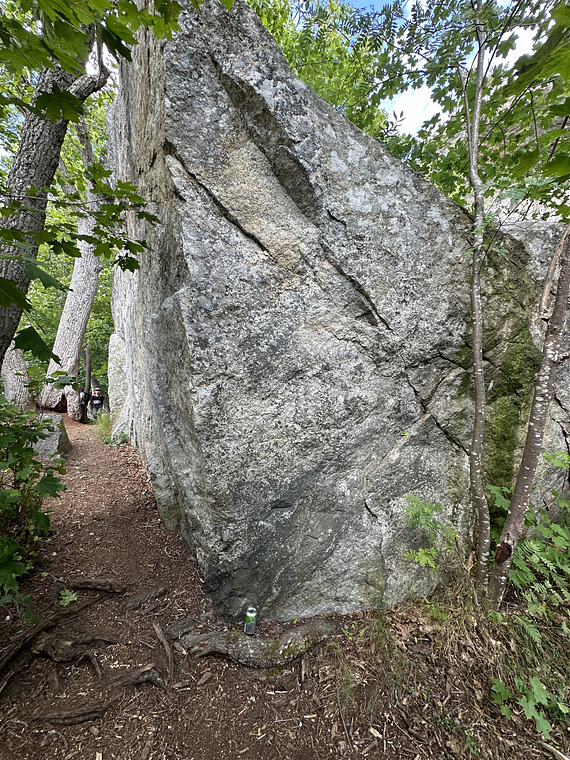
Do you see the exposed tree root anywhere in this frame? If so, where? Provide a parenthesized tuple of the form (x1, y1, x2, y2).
(67, 578, 126, 593)
(0, 581, 124, 696)
(179, 619, 334, 668)
(35, 664, 166, 725)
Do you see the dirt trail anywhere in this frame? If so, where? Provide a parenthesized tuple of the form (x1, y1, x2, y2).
(0, 418, 564, 760)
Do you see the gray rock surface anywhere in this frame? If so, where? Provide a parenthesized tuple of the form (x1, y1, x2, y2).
(108, 0, 568, 621)
(33, 413, 72, 459)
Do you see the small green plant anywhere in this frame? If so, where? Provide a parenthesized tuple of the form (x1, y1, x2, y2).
(489, 459, 570, 621)
(0, 397, 65, 616)
(465, 732, 479, 756)
(491, 675, 569, 738)
(404, 495, 460, 571)
(427, 602, 449, 622)
(94, 411, 112, 442)
(96, 417, 127, 446)
(491, 678, 512, 718)
(58, 589, 78, 607)
(342, 620, 365, 640)
(436, 713, 455, 731)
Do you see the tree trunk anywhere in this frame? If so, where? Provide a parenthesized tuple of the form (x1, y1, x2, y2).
(84, 342, 92, 396)
(464, 8, 491, 588)
(488, 223, 570, 608)
(39, 125, 102, 411)
(0, 66, 109, 367)
(1, 342, 36, 411)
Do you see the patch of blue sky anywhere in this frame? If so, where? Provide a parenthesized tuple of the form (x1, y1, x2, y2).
(345, 0, 537, 135)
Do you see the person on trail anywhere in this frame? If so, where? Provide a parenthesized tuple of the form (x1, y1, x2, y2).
(90, 388, 105, 419)
(79, 389, 91, 423)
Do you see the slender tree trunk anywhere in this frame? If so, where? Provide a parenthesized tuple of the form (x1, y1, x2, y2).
(1, 342, 36, 411)
(39, 124, 102, 411)
(0, 65, 108, 367)
(488, 224, 570, 608)
(464, 7, 491, 588)
(84, 341, 92, 396)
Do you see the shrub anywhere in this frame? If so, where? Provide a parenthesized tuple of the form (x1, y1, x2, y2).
(0, 397, 65, 615)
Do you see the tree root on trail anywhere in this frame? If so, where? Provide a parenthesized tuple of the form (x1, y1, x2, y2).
(33, 628, 118, 661)
(35, 664, 166, 725)
(0, 580, 124, 696)
(38, 697, 122, 726)
(67, 577, 126, 593)
(179, 619, 334, 668)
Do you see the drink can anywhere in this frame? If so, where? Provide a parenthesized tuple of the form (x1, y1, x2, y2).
(244, 606, 257, 635)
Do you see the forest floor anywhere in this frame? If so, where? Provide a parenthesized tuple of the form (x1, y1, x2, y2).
(0, 416, 569, 760)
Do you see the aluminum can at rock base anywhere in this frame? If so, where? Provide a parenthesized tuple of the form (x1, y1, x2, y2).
(244, 606, 257, 635)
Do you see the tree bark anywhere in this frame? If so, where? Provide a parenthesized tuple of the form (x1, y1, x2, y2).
(464, 7, 491, 588)
(0, 66, 109, 367)
(39, 125, 102, 411)
(1, 342, 36, 410)
(488, 223, 570, 608)
(84, 342, 92, 397)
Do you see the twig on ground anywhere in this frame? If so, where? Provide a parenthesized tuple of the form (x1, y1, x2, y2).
(336, 689, 353, 752)
(152, 621, 174, 681)
(540, 742, 570, 760)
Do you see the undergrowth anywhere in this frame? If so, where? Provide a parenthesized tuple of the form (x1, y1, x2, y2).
(327, 461, 570, 756)
(0, 398, 65, 619)
(93, 412, 128, 445)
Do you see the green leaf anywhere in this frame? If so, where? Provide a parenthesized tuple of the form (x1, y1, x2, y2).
(35, 86, 84, 123)
(0, 277, 31, 309)
(529, 677, 550, 707)
(13, 326, 58, 363)
(59, 589, 78, 606)
(24, 260, 67, 291)
(518, 694, 539, 721)
(545, 154, 570, 180)
(0, 560, 27, 593)
(491, 679, 511, 705)
(35, 473, 65, 498)
(534, 712, 552, 738)
(30, 510, 50, 536)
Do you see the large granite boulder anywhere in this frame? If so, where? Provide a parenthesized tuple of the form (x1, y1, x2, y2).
(107, 0, 568, 621)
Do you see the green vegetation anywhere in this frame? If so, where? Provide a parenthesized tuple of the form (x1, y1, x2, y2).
(0, 398, 65, 617)
(404, 494, 460, 571)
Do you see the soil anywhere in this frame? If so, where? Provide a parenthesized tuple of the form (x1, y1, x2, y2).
(0, 417, 569, 760)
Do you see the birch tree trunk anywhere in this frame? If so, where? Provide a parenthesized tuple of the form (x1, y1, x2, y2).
(488, 223, 570, 608)
(1, 342, 36, 411)
(39, 124, 102, 411)
(464, 6, 491, 588)
(0, 65, 108, 367)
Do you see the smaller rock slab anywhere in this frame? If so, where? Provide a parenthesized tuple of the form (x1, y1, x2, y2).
(33, 414, 71, 459)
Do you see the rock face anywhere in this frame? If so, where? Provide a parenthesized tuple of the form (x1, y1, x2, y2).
(33, 414, 72, 459)
(108, 0, 569, 621)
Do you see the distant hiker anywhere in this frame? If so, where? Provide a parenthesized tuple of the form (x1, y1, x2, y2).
(79, 389, 91, 422)
(90, 389, 105, 418)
